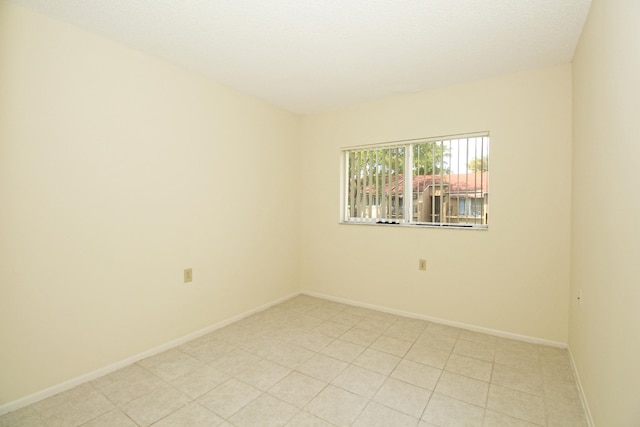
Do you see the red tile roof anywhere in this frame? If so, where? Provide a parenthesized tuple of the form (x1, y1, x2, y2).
(372, 172, 488, 195)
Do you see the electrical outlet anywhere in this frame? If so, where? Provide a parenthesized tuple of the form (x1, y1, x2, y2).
(184, 268, 193, 283)
(418, 259, 427, 271)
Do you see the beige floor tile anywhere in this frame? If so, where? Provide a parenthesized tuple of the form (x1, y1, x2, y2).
(353, 348, 401, 375)
(297, 353, 349, 382)
(391, 359, 442, 390)
(343, 305, 380, 318)
(253, 315, 291, 332)
(370, 335, 413, 357)
(320, 339, 365, 363)
(434, 371, 489, 406)
(445, 353, 493, 382)
(93, 367, 165, 406)
(544, 381, 587, 426)
(234, 358, 291, 391)
(229, 394, 299, 427)
(286, 411, 335, 426)
(388, 317, 428, 334)
(268, 371, 327, 408)
(415, 332, 457, 353)
(137, 349, 205, 381)
(352, 401, 420, 427)
(81, 409, 137, 427)
(331, 364, 387, 398)
(356, 317, 395, 333)
(262, 343, 317, 369)
(541, 358, 575, 384)
(422, 393, 484, 427)
(214, 325, 258, 346)
(340, 327, 381, 346)
(491, 363, 543, 396)
(290, 330, 335, 352)
(208, 348, 261, 376)
(261, 306, 301, 322)
(290, 314, 325, 329)
(486, 384, 545, 426)
(483, 409, 540, 426)
(0, 406, 46, 427)
(197, 378, 262, 418)
(275, 328, 308, 343)
(453, 339, 496, 362)
(168, 364, 230, 399)
(373, 377, 431, 418)
(33, 383, 114, 427)
(152, 403, 224, 427)
(120, 384, 190, 427)
(538, 345, 569, 360)
(543, 380, 584, 412)
(494, 349, 540, 373)
(330, 311, 366, 327)
(313, 320, 351, 338)
(308, 305, 345, 320)
(265, 326, 301, 342)
(405, 344, 451, 369)
(546, 407, 588, 427)
(238, 334, 283, 358)
(383, 325, 423, 343)
(306, 385, 368, 426)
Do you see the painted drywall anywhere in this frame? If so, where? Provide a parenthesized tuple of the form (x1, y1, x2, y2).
(570, 0, 640, 425)
(0, 1, 299, 405)
(299, 65, 573, 343)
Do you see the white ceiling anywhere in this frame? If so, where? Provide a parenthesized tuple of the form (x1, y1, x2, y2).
(9, 0, 592, 114)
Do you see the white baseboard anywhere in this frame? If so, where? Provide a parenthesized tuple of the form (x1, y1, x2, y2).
(302, 290, 568, 348)
(568, 347, 596, 427)
(0, 291, 299, 416)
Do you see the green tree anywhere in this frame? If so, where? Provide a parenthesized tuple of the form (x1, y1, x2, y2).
(412, 142, 451, 175)
(467, 156, 489, 172)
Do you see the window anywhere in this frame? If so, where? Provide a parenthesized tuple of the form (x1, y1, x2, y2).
(341, 132, 489, 229)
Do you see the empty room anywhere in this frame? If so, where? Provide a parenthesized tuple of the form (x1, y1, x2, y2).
(1, 0, 638, 426)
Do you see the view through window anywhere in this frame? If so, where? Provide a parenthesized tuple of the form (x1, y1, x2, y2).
(342, 133, 489, 229)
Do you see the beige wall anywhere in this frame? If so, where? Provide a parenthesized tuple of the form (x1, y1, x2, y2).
(570, 0, 640, 425)
(299, 65, 573, 343)
(0, 1, 299, 405)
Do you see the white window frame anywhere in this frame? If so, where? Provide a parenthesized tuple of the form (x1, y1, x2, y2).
(340, 132, 489, 230)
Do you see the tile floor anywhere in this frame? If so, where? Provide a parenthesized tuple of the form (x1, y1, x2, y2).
(0, 295, 588, 427)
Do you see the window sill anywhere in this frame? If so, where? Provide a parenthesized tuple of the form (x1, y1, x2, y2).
(340, 221, 488, 230)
